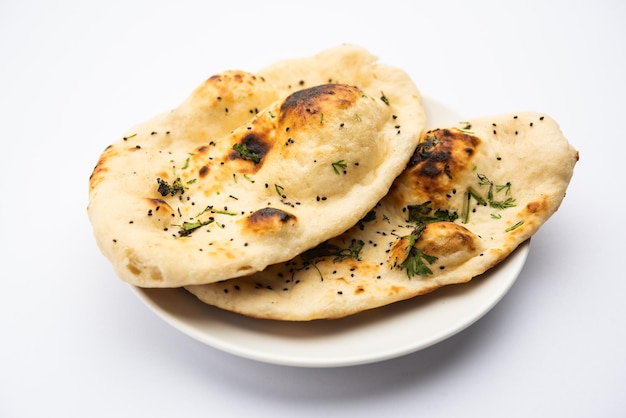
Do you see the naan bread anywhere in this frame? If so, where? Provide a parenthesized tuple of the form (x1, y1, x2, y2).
(186, 112, 578, 320)
(88, 45, 425, 287)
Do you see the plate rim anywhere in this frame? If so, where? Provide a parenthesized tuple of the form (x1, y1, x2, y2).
(131, 239, 530, 368)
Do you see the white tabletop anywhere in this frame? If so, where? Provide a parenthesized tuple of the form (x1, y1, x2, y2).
(2, 1, 624, 417)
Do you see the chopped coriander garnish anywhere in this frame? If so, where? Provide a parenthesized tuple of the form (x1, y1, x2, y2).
(176, 218, 214, 237)
(275, 184, 285, 198)
(211, 209, 237, 216)
(380, 91, 389, 105)
(463, 174, 516, 223)
(505, 221, 524, 232)
(458, 122, 474, 134)
(331, 160, 348, 175)
(396, 203, 452, 278)
(496, 182, 512, 195)
(157, 177, 185, 196)
(232, 143, 260, 163)
(477, 174, 517, 209)
(407, 201, 458, 225)
(334, 239, 364, 262)
(399, 227, 438, 277)
(490, 197, 517, 210)
(462, 188, 487, 224)
(301, 239, 365, 263)
(356, 210, 377, 230)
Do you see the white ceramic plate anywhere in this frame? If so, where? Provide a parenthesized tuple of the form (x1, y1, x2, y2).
(132, 240, 529, 367)
(130, 98, 531, 367)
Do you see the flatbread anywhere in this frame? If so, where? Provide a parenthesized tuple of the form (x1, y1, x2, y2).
(186, 112, 578, 320)
(88, 45, 425, 287)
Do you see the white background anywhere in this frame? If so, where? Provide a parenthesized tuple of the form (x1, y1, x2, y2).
(2, 0, 624, 417)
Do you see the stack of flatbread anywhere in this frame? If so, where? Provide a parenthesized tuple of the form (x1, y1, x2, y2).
(88, 45, 578, 321)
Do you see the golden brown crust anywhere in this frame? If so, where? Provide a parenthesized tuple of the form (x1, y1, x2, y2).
(87, 45, 426, 288)
(243, 207, 297, 235)
(389, 129, 481, 209)
(187, 112, 578, 320)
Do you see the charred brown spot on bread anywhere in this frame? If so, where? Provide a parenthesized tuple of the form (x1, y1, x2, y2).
(397, 129, 482, 205)
(244, 207, 296, 234)
(144, 198, 175, 228)
(524, 195, 549, 214)
(199, 165, 210, 178)
(207, 74, 222, 83)
(89, 158, 108, 182)
(145, 198, 173, 212)
(408, 129, 480, 174)
(155, 170, 170, 180)
(89, 145, 116, 189)
(279, 84, 361, 128)
(201, 71, 263, 104)
(388, 285, 406, 295)
(228, 132, 271, 167)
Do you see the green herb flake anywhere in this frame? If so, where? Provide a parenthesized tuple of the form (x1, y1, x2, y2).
(211, 209, 237, 216)
(458, 122, 474, 134)
(397, 202, 454, 278)
(332, 160, 348, 175)
(505, 221, 524, 232)
(356, 210, 377, 230)
(232, 143, 260, 163)
(176, 218, 215, 237)
(463, 174, 516, 223)
(496, 182, 512, 195)
(301, 239, 365, 263)
(490, 197, 516, 210)
(157, 177, 185, 197)
(407, 201, 458, 225)
(399, 228, 438, 278)
(380, 91, 389, 105)
(462, 188, 487, 224)
(477, 174, 517, 209)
